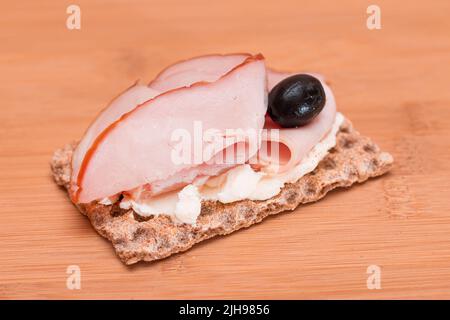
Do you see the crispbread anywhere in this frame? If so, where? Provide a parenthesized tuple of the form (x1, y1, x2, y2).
(51, 118, 393, 264)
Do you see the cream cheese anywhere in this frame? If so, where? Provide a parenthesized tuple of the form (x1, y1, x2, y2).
(117, 112, 344, 225)
(99, 194, 120, 205)
(174, 185, 202, 224)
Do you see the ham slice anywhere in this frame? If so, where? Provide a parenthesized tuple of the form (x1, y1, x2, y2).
(71, 53, 337, 204)
(71, 83, 160, 193)
(149, 53, 250, 92)
(71, 54, 267, 203)
(254, 70, 336, 174)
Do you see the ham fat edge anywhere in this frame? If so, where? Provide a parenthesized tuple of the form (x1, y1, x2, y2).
(70, 53, 336, 204)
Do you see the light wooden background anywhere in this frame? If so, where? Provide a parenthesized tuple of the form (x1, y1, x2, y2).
(1, 0, 450, 299)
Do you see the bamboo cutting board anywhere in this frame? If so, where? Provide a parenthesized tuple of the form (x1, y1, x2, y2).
(1, 0, 450, 299)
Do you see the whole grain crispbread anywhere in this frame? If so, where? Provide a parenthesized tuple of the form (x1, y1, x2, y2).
(51, 118, 393, 264)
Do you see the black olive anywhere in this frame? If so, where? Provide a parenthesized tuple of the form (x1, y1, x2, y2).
(268, 74, 326, 128)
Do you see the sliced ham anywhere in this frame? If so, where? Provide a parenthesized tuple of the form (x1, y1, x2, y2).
(71, 53, 337, 205)
(71, 54, 267, 203)
(253, 70, 337, 174)
(71, 83, 160, 193)
(124, 162, 235, 201)
(149, 53, 250, 92)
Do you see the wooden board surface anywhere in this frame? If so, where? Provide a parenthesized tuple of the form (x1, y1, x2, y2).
(1, 0, 450, 299)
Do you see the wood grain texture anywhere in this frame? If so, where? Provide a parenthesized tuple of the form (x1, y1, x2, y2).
(1, 0, 449, 299)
